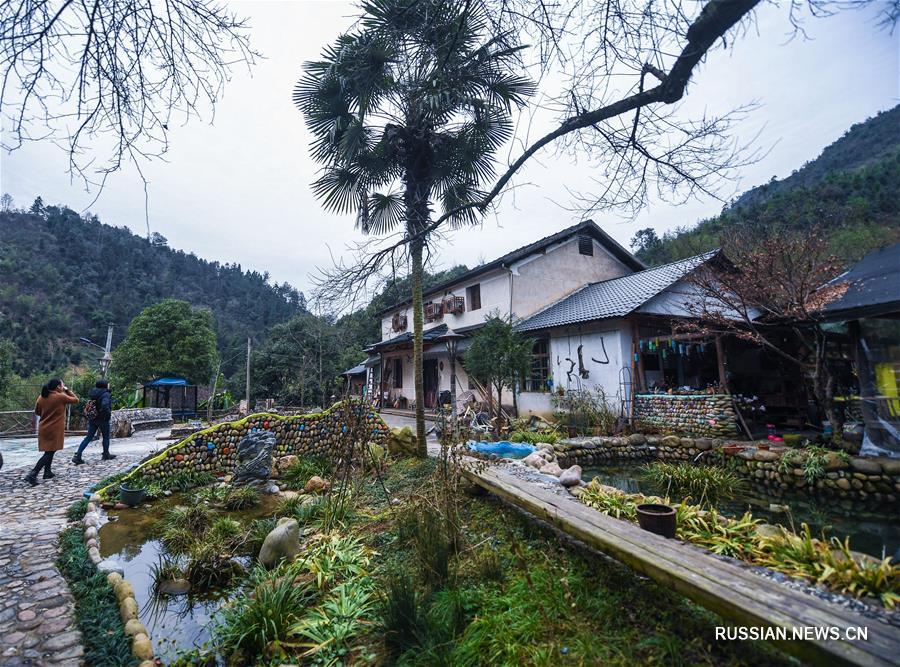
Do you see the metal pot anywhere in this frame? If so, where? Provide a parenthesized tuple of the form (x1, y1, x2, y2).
(636, 503, 676, 539)
(119, 485, 146, 508)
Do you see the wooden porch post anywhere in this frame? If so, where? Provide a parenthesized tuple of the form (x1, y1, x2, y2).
(715, 335, 729, 393)
(632, 320, 645, 392)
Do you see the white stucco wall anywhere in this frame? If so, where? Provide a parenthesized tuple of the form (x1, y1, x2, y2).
(380, 234, 635, 341)
(517, 320, 634, 418)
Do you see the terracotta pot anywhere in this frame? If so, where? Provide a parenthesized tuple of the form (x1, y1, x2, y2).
(757, 443, 770, 451)
(722, 444, 742, 455)
(636, 504, 677, 539)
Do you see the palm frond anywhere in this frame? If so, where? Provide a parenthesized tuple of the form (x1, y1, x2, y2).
(311, 167, 362, 215)
(361, 190, 405, 235)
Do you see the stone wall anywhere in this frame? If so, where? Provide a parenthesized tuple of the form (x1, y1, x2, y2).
(633, 394, 738, 438)
(553, 435, 900, 507)
(111, 407, 173, 431)
(101, 401, 387, 493)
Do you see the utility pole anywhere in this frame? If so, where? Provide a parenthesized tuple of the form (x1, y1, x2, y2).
(245, 337, 251, 413)
(100, 324, 114, 379)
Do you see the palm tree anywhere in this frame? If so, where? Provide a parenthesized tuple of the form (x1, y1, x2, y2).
(295, 0, 532, 455)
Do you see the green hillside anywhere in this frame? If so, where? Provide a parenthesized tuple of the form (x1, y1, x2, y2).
(634, 105, 900, 265)
(0, 202, 305, 377)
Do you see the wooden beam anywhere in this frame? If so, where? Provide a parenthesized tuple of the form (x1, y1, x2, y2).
(715, 335, 729, 392)
(461, 465, 898, 667)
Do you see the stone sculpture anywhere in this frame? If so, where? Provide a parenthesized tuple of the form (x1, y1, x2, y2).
(259, 517, 302, 568)
(232, 430, 277, 487)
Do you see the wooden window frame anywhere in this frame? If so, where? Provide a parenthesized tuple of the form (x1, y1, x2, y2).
(526, 339, 550, 392)
(466, 284, 482, 311)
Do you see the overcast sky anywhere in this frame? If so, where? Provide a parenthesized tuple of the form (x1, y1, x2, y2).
(1, 0, 898, 304)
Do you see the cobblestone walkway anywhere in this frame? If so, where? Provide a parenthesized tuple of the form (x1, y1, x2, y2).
(0, 452, 145, 666)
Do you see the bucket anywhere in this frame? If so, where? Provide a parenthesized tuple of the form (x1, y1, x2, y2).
(119, 485, 146, 508)
(636, 503, 676, 539)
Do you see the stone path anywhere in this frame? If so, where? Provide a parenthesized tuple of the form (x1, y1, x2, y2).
(0, 433, 166, 666)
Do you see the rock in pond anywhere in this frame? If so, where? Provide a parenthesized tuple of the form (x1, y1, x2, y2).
(558, 465, 583, 487)
(157, 578, 191, 596)
(259, 517, 302, 568)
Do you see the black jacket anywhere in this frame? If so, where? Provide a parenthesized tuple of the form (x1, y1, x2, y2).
(89, 387, 112, 422)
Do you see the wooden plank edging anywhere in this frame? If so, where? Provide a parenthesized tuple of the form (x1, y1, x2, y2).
(462, 465, 900, 667)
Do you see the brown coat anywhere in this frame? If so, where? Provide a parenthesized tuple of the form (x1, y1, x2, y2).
(35, 390, 79, 452)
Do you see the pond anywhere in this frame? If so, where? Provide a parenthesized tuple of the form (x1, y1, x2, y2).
(584, 464, 900, 560)
(98, 493, 282, 663)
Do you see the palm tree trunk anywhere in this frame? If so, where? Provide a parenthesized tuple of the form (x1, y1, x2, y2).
(410, 234, 427, 457)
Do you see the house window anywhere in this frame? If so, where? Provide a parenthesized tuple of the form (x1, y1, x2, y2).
(393, 358, 403, 389)
(466, 284, 481, 311)
(577, 234, 593, 256)
(526, 339, 550, 392)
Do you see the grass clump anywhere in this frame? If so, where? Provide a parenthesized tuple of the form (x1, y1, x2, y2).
(507, 430, 559, 445)
(66, 498, 89, 522)
(641, 462, 745, 505)
(208, 517, 245, 551)
(381, 574, 428, 657)
(221, 486, 260, 510)
(56, 527, 138, 666)
(215, 566, 313, 659)
(279, 456, 333, 490)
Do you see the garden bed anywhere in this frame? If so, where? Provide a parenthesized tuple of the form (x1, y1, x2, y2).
(84, 450, 798, 665)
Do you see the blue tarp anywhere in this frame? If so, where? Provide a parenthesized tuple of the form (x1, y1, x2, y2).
(144, 376, 190, 386)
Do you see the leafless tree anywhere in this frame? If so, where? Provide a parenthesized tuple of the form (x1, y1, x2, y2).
(681, 226, 850, 436)
(1, 1, 257, 192)
(313, 0, 894, 312)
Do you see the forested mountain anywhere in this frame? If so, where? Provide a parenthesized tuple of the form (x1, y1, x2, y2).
(0, 202, 305, 377)
(633, 105, 900, 266)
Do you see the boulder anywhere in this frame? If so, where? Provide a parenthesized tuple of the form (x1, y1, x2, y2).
(558, 465, 583, 487)
(824, 452, 849, 471)
(386, 427, 418, 457)
(303, 476, 330, 494)
(627, 433, 647, 446)
(259, 517, 302, 568)
(694, 438, 713, 451)
(131, 633, 153, 660)
(263, 481, 281, 495)
(881, 459, 900, 476)
(124, 619, 148, 637)
(753, 449, 780, 462)
(97, 560, 124, 576)
(522, 453, 545, 469)
(273, 455, 299, 477)
(849, 457, 882, 475)
(539, 461, 563, 477)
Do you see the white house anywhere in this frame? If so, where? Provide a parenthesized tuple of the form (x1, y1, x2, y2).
(364, 220, 725, 418)
(365, 221, 642, 411)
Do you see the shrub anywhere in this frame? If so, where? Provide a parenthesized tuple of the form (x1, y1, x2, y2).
(507, 430, 558, 445)
(161, 525, 197, 555)
(56, 528, 137, 666)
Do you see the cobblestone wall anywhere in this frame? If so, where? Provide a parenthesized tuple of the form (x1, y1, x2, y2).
(102, 401, 386, 493)
(553, 435, 900, 507)
(633, 394, 738, 438)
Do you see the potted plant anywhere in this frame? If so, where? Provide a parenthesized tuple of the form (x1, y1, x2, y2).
(636, 503, 677, 538)
(119, 483, 146, 508)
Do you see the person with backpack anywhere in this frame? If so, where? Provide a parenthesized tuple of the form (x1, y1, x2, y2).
(25, 379, 79, 486)
(72, 380, 116, 464)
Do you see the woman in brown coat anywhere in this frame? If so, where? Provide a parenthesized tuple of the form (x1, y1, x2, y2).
(26, 379, 79, 486)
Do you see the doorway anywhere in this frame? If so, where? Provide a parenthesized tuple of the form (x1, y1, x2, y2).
(424, 359, 439, 408)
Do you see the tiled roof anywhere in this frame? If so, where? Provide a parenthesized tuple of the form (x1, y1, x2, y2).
(365, 324, 449, 352)
(342, 363, 367, 376)
(821, 243, 900, 320)
(379, 220, 645, 315)
(516, 251, 718, 332)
